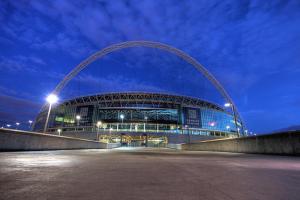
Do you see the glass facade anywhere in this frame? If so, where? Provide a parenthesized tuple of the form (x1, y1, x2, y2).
(200, 108, 237, 132)
(33, 93, 240, 138)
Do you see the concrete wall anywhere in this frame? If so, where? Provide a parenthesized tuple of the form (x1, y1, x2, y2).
(182, 131, 300, 155)
(0, 128, 111, 151)
(53, 131, 98, 140)
(166, 143, 183, 150)
(167, 134, 220, 144)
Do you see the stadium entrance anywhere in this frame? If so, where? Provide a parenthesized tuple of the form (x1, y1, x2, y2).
(121, 134, 167, 147)
(98, 133, 167, 147)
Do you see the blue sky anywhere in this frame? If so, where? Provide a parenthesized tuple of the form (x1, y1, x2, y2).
(0, 0, 300, 133)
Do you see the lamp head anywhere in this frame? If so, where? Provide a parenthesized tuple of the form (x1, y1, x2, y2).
(46, 94, 58, 104)
(224, 103, 231, 107)
(97, 121, 102, 127)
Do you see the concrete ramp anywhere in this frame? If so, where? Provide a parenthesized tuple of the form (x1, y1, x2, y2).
(0, 128, 115, 151)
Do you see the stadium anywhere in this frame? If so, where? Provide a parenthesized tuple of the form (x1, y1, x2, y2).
(33, 92, 242, 147)
(32, 41, 245, 147)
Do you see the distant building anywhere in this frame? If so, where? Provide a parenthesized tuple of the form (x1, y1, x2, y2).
(33, 92, 241, 147)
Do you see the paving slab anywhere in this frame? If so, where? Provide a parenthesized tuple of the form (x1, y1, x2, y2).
(0, 148, 299, 200)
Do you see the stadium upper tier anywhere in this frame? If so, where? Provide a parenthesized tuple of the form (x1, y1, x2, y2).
(33, 92, 241, 139)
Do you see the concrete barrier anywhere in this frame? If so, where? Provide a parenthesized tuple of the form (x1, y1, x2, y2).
(107, 143, 122, 149)
(167, 134, 220, 144)
(182, 131, 300, 155)
(166, 143, 183, 150)
(54, 131, 98, 140)
(0, 128, 111, 151)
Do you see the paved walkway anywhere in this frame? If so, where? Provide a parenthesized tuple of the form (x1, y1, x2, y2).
(0, 148, 299, 200)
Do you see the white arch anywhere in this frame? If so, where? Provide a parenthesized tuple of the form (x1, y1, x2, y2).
(51, 41, 244, 134)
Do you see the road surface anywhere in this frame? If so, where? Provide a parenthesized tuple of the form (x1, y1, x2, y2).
(0, 148, 299, 200)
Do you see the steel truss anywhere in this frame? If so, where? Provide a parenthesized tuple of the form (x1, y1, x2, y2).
(62, 92, 225, 112)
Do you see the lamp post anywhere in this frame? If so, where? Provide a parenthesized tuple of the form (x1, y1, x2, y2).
(185, 125, 190, 144)
(15, 122, 20, 130)
(96, 121, 102, 141)
(57, 128, 62, 136)
(120, 114, 124, 123)
(224, 103, 231, 108)
(28, 120, 33, 130)
(44, 94, 58, 133)
(226, 125, 230, 137)
(144, 116, 148, 132)
(120, 114, 124, 131)
(226, 125, 230, 131)
(76, 115, 81, 130)
(109, 127, 113, 143)
(224, 102, 240, 137)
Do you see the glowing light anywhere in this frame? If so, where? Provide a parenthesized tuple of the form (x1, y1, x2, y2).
(16, 122, 20, 126)
(46, 94, 58, 104)
(6, 124, 11, 127)
(97, 121, 102, 127)
(120, 114, 124, 119)
(28, 120, 33, 124)
(226, 125, 230, 129)
(76, 115, 81, 120)
(224, 103, 231, 107)
(209, 122, 215, 127)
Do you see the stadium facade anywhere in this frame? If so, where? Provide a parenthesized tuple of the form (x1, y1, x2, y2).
(33, 92, 241, 147)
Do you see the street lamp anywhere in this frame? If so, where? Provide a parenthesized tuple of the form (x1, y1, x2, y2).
(96, 121, 102, 140)
(15, 122, 20, 130)
(120, 114, 124, 130)
(185, 125, 190, 144)
(57, 129, 62, 136)
(224, 103, 231, 107)
(6, 124, 11, 128)
(209, 122, 215, 127)
(76, 115, 81, 126)
(120, 114, 124, 122)
(44, 94, 58, 133)
(97, 121, 102, 127)
(144, 116, 148, 132)
(109, 127, 113, 143)
(28, 120, 33, 130)
(224, 102, 240, 137)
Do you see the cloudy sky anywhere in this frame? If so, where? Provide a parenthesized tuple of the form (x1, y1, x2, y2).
(0, 0, 299, 133)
